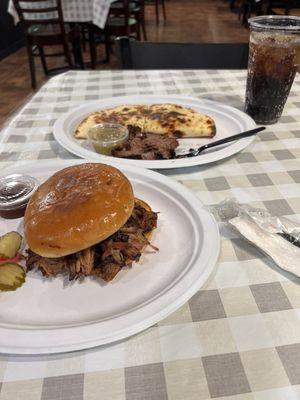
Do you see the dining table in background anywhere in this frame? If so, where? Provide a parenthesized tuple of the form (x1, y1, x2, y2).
(8, 0, 117, 30)
(0, 69, 300, 399)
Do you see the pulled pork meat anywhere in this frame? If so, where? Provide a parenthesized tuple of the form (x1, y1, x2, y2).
(26, 201, 158, 282)
(112, 125, 179, 160)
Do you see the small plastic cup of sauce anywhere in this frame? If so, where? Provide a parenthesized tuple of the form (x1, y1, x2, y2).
(0, 174, 39, 219)
(87, 123, 128, 156)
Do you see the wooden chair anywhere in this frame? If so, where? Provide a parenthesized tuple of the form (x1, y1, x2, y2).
(111, 0, 147, 40)
(268, 0, 300, 14)
(79, 23, 107, 69)
(144, 0, 166, 24)
(104, 0, 140, 62)
(229, 0, 237, 11)
(238, 0, 262, 25)
(13, 0, 84, 89)
(132, 0, 147, 40)
(116, 37, 249, 69)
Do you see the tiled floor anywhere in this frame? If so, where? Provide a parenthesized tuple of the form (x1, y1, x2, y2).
(0, 0, 250, 128)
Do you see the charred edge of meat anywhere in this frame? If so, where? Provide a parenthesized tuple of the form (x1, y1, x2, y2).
(26, 202, 158, 283)
(112, 125, 179, 160)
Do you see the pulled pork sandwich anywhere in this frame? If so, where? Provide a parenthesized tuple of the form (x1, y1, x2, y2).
(24, 163, 158, 282)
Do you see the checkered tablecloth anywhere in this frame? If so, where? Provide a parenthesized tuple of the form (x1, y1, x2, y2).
(8, 0, 116, 29)
(0, 70, 300, 400)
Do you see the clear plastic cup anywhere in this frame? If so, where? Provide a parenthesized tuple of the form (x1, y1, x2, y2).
(0, 174, 39, 219)
(87, 123, 128, 156)
(245, 16, 300, 124)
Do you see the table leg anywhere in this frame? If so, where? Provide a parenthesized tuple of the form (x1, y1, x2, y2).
(88, 23, 97, 69)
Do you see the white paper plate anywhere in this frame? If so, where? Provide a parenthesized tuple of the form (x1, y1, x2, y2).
(53, 95, 257, 169)
(0, 159, 219, 354)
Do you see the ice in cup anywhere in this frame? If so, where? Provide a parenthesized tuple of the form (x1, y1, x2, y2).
(245, 16, 300, 124)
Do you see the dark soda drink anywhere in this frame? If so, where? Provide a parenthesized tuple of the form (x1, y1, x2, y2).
(245, 16, 300, 125)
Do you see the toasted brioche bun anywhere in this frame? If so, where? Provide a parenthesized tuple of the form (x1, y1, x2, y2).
(24, 163, 134, 258)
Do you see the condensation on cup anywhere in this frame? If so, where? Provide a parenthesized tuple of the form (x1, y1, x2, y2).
(245, 16, 300, 125)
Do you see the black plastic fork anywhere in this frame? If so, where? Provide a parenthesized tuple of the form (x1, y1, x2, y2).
(175, 127, 266, 158)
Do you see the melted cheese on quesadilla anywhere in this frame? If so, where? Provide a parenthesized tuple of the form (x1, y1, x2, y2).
(74, 104, 216, 139)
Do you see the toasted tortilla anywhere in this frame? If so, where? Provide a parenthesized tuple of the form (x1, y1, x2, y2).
(144, 104, 216, 138)
(75, 105, 146, 139)
(74, 103, 216, 139)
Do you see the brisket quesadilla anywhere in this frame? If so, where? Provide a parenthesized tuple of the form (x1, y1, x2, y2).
(74, 103, 216, 139)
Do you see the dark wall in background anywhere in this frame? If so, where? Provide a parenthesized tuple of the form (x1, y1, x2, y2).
(0, 0, 24, 61)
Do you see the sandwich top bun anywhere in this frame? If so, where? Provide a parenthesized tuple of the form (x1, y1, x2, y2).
(24, 163, 134, 258)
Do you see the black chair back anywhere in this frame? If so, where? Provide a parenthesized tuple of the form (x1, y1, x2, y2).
(268, 0, 300, 14)
(108, 0, 131, 35)
(116, 37, 249, 69)
(12, 0, 83, 89)
(12, 0, 66, 38)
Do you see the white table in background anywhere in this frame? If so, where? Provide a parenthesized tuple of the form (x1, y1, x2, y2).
(8, 0, 116, 29)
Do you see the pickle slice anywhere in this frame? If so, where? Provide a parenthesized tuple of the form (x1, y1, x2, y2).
(0, 263, 25, 291)
(0, 232, 22, 259)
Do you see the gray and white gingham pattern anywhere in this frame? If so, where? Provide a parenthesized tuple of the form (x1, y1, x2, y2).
(8, 0, 115, 29)
(0, 70, 300, 400)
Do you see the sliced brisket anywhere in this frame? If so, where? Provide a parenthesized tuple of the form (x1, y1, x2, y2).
(112, 126, 179, 160)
